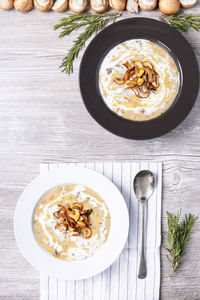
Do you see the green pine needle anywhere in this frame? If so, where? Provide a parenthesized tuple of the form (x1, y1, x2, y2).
(161, 14, 200, 32)
(165, 210, 198, 277)
(54, 12, 121, 75)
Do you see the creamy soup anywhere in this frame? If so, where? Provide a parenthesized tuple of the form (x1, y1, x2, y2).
(33, 184, 111, 261)
(99, 39, 180, 121)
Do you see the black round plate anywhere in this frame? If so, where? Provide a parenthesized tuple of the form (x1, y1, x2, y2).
(79, 18, 199, 140)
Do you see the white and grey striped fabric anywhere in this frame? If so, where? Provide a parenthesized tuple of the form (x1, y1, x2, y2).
(40, 162, 162, 300)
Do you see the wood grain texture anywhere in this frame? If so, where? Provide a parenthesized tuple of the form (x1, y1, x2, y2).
(0, 3, 200, 300)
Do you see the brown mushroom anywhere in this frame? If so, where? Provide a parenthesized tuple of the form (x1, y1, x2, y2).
(0, 0, 14, 9)
(109, 0, 126, 10)
(34, 0, 53, 11)
(180, 0, 196, 8)
(90, 0, 108, 13)
(52, 0, 68, 11)
(139, 0, 157, 10)
(69, 0, 88, 12)
(126, 0, 139, 12)
(14, 0, 33, 12)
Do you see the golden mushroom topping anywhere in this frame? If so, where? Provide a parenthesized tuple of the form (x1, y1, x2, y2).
(53, 201, 93, 239)
(113, 59, 160, 99)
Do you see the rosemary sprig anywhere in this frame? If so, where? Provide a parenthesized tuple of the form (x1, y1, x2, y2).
(54, 12, 121, 74)
(165, 210, 198, 277)
(161, 14, 200, 32)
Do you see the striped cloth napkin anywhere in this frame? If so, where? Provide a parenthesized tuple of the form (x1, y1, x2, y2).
(40, 162, 162, 300)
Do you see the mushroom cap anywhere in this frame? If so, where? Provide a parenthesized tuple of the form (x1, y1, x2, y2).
(69, 0, 88, 13)
(180, 0, 196, 8)
(139, 0, 157, 10)
(0, 0, 14, 10)
(90, 0, 108, 13)
(126, 0, 139, 13)
(34, 0, 53, 11)
(159, 0, 180, 15)
(52, 0, 68, 11)
(109, 0, 126, 11)
(14, 0, 33, 12)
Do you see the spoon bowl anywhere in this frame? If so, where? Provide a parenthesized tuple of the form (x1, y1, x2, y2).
(134, 170, 156, 201)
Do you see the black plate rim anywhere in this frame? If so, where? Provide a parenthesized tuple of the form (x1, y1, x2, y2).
(79, 17, 199, 140)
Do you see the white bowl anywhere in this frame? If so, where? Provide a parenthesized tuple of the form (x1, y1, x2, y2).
(14, 166, 129, 280)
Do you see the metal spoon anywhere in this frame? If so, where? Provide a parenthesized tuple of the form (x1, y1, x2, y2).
(133, 170, 156, 279)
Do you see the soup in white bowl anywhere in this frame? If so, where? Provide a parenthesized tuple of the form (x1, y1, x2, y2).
(34, 184, 111, 261)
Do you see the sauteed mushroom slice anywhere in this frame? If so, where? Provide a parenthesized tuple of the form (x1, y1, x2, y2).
(152, 73, 160, 88)
(135, 68, 144, 78)
(124, 70, 131, 82)
(142, 61, 153, 69)
(124, 66, 135, 81)
(132, 87, 139, 97)
(80, 214, 89, 225)
(114, 78, 124, 85)
(144, 66, 153, 83)
(80, 209, 92, 216)
(68, 208, 80, 222)
(73, 202, 83, 210)
(126, 80, 137, 87)
(138, 86, 150, 98)
(137, 77, 145, 86)
(53, 209, 62, 219)
(68, 216, 77, 228)
(77, 220, 87, 228)
(83, 227, 92, 239)
(134, 61, 143, 69)
(123, 61, 132, 69)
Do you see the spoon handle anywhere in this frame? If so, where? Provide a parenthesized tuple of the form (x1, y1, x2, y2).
(138, 201, 146, 279)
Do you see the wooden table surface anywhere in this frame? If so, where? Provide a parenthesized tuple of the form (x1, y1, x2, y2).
(0, 3, 200, 300)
